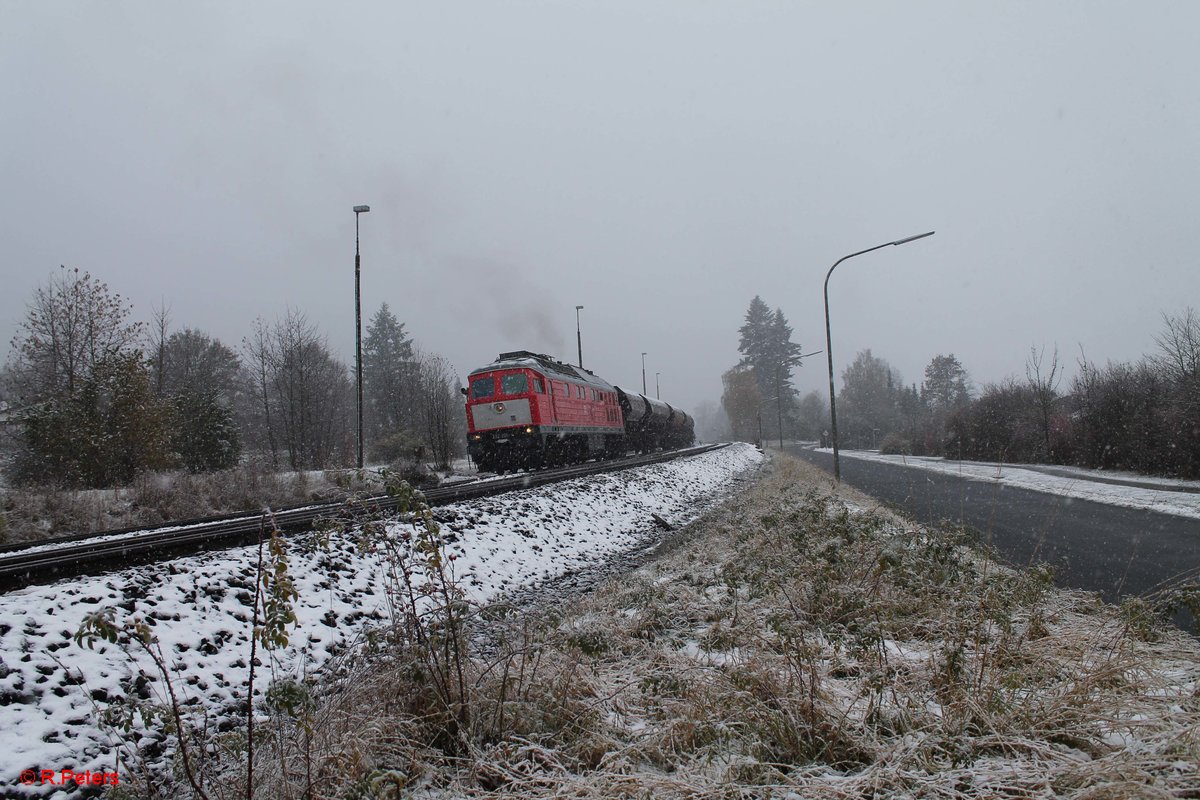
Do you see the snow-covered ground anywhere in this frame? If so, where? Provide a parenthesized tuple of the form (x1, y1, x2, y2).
(0, 444, 762, 798)
(819, 448, 1200, 520)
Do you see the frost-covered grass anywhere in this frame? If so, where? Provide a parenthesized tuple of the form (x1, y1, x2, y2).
(0, 460, 446, 545)
(238, 454, 1200, 799)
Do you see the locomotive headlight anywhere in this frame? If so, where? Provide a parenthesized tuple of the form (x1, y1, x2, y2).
(472, 434, 482, 441)
(524, 426, 533, 434)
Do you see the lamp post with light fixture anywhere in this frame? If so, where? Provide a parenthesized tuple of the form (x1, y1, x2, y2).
(575, 305, 584, 368)
(824, 230, 934, 481)
(353, 204, 370, 470)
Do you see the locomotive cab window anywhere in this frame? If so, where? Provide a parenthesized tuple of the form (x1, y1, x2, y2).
(501, 373, 529, 395)
(470, 376, 495, 399)
(533, 377, 545, 394)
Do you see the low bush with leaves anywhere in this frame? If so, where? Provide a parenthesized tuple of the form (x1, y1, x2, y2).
(878, 432, 912, 455)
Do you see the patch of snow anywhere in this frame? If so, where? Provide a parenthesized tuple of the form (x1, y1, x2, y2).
(680, 639, 744, 667)
(821, 449, 1200, 520)
(882, 639, 931, 663)
(0, 444, 762, 797)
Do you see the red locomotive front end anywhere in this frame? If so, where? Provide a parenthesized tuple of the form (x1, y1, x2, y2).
(465, 351, 624, 472)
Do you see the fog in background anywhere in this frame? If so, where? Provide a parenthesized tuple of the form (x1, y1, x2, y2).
(3, 2, 1198, 413)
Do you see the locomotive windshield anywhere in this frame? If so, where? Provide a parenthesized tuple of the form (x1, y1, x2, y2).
(470, 376, 495, 399)
(501, 373, 529, 395)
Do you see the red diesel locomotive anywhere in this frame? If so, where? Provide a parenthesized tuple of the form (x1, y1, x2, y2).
(464, 351, 694, 472)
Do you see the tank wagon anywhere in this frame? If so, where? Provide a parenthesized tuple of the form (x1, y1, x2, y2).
(464, 351, 694, 472)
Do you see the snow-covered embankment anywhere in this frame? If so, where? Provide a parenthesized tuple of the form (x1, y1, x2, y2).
(0, 443, 763, 797)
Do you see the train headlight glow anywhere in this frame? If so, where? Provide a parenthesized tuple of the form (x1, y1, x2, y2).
(524, 426, 533, 433)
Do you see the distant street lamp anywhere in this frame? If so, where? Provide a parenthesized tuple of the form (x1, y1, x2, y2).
(824, 231, 934, 481)
(775, 349, 824, 449)
(353, 204, 370, 470)
(756, 397, 776, 449)
(575, 305, 584, 368)
(641, 352, 648, 395)
(655, 372, 660, 399)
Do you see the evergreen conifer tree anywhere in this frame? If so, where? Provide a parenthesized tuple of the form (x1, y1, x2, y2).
(736, 297, 806, 440)
(362, 303, 418, 453)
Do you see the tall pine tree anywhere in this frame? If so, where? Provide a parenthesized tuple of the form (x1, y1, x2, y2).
(736, 297, 806, 441)
(737, 296, 773, 382)
(362, 303, 417, 448)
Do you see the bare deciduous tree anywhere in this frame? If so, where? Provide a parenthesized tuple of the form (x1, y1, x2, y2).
(414, 351, 463, 470)
(1153, 308, 1200, 387)
(720, 365, 762, 444)
(242, 311, 353, 470)
(1026, 344, 1062, 459)
(8, 266, 144, 403)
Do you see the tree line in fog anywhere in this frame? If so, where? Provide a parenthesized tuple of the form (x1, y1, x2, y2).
(0, 266, 465, 488)
(719, 297, 1200, 480)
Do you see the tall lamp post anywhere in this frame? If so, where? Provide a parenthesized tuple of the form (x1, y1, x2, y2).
(575, 305, 584, 368)
(641, 352, 648, 395)
(655, 372, 660, 399)
(824, 230, 934, 481)
(353, 204, 370, 470)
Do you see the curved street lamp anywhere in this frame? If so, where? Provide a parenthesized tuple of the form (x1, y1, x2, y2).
(824, 231, 934, 481)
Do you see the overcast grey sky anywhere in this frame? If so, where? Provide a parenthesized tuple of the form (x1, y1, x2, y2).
(3, 2, 1198, 411)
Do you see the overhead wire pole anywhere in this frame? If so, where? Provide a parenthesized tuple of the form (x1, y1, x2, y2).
(353, 205, 370, 470)
(824, 231, 934, 481)
(641, 352, 647, 395)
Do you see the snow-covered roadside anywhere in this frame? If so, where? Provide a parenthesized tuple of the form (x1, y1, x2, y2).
(820, 448, 1200, 520)
(0, 444, 762, 798)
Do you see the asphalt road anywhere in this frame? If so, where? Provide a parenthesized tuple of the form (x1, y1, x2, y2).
(783, 444, 1199, 620)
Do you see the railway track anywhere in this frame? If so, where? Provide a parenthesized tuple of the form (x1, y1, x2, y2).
(0, 444, 726, 592)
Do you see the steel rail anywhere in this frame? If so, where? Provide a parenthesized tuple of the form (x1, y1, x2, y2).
(0, 444, 725, 592)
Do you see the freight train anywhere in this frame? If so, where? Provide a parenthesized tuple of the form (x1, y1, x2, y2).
(463, 351, 695, 472)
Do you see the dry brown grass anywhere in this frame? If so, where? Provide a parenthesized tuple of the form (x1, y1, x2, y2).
(209, 454, 1200, 798)
(0, 462, 434, 545)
